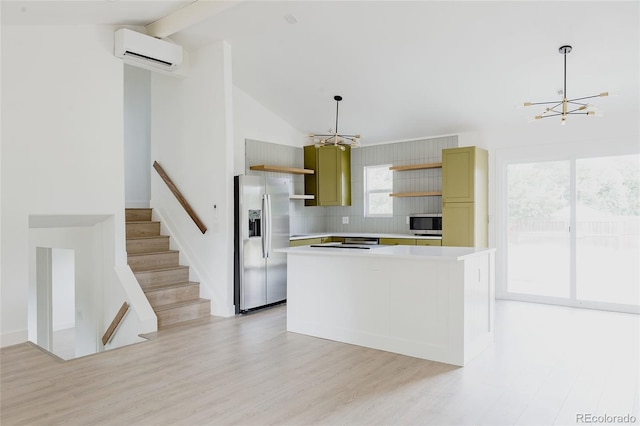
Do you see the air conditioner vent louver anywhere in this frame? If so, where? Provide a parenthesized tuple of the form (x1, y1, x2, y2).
(115, 28, 182, 72)
(123, 51, 173, 67)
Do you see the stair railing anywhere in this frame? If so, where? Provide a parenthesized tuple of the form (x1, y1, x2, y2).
(102, 302, 130, 346)
(153, 161, 208, 234)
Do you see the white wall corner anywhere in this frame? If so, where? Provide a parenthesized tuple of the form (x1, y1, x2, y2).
(0, 329, 28, 348)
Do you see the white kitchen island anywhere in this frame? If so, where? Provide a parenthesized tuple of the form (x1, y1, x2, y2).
(277, 244, 496, 366)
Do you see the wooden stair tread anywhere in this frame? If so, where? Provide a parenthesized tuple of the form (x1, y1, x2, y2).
(126, 235, 169, 240)
(134, 265, 189, 273)
(126, 221, 160, 224)
(143, 281, 199, 292)
(127, 250, 179, 257)
(154, 298, 210, 312)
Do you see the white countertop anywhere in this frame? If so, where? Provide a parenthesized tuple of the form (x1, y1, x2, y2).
(289, 232, 442, 241)
(278, 244, 495, 261)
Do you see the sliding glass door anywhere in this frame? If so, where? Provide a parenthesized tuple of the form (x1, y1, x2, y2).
(505, 154, 639, 313)
(507, 161, 571, 299)
(575, 155, 639, 306)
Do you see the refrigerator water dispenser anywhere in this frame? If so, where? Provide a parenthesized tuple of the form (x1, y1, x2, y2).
(248, 209, 261, 237)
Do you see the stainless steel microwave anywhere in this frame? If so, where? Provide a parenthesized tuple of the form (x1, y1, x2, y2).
(409, 213, 442, 235)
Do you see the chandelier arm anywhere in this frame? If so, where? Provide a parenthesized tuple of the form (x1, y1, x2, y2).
(566, 112, 591, 116)
(526, 100, 565, 106)
(537, 113, 563, 119)
(566, 106, 589, 114)
(567, 94, 605, 103)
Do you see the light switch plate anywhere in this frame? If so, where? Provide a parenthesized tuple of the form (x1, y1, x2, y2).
(406, 216, 410, 225)
(342, 216, 349, 224)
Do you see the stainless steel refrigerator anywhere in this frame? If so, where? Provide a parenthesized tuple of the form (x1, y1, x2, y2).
(234, 175, 291, 313)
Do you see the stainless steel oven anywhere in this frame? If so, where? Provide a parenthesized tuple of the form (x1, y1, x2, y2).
(409, 213, 442, 236)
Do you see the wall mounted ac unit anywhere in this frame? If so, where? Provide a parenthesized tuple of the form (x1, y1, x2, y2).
(115, 28, 183, 71)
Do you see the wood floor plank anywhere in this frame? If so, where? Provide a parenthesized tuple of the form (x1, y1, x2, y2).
(1, 301, 638, 426)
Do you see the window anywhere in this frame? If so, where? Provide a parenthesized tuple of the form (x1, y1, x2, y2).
(364, 164, 393, 217)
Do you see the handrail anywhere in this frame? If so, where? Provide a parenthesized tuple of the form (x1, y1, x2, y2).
(102, 302, 130, 346)
(153, 161, 207, 234)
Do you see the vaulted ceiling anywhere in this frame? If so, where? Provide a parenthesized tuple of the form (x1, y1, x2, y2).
(3, 1, 639, 144)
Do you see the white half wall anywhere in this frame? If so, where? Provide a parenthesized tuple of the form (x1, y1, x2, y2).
(151, 41, 235, 317)
(0, 25, 128, 347)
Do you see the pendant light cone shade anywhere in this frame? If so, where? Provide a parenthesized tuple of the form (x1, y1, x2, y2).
(522, 45, 608, 124)
(309, 95, 361, 147)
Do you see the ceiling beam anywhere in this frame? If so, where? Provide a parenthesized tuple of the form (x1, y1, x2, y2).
(145, 0, 242, 39)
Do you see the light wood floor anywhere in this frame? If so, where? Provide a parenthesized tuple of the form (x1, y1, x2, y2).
(1, 301, 638, 425)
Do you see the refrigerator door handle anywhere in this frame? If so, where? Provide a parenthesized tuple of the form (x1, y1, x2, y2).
(264, 194, 272, 258)
(261, 194, 267, 258)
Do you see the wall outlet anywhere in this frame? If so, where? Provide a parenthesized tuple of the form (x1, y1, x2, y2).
(342, 216, 349, 224)
(406, 216, 410, 225)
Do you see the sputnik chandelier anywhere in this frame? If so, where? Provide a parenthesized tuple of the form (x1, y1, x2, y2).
(309, 95, 361, 148)
(523, 45, 608, 125)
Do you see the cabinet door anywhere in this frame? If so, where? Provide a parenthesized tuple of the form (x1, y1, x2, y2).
(317, 146, 342, 206)
(380, 238, 416, 246)
(416, 239, 442, 246)
(442, 147, 476, 203)
(442, 202, 475, 247)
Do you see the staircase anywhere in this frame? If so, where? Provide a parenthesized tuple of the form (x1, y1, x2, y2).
(125, 208, 211, 329)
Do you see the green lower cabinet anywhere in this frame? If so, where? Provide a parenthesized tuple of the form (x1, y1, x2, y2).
(442, 202, 475, 247)
(380, 238, 416, 246)
(289, 238, 323, 247)
(329, 237, 345, 243)
(416, 239, 442, 246)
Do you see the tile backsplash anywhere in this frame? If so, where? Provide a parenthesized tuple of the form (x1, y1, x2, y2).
(244, 136, 458, 235)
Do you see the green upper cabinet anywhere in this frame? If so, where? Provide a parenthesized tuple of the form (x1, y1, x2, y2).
(304, 145, 351, 206)
(442, 146, 487, 203)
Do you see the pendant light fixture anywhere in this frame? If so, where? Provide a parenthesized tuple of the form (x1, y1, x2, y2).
(522, 45, 608, 125)
(310, 95, 361, 148)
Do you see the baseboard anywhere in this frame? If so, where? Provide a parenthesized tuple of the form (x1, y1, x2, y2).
(0, 329, 28, 348)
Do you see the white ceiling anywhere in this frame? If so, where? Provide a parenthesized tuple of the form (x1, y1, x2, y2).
(3, 1, 639, 144)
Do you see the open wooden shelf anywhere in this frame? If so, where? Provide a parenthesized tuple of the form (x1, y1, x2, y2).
(389, 191, 442, 198)
(290, 194, 315, 200)
(389, 162, 442, 172)
(249, 165, 314, 175)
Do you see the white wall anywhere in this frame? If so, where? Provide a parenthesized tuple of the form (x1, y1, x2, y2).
(51, 248, 75, 331)
(233, 85, 306, 175)
(151, 41, 236, 316)
(124, 65, 151, 208)
(0, 25, 131, 346)
(457, 115, 640, 301)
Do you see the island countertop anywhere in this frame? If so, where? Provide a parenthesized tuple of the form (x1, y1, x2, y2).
(289, 232, 442, 241)
(277, 244, 495, 261)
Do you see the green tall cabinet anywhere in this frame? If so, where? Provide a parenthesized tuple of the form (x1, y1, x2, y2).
(304, 145, 351, 206)
(442, 146, 488, 247)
